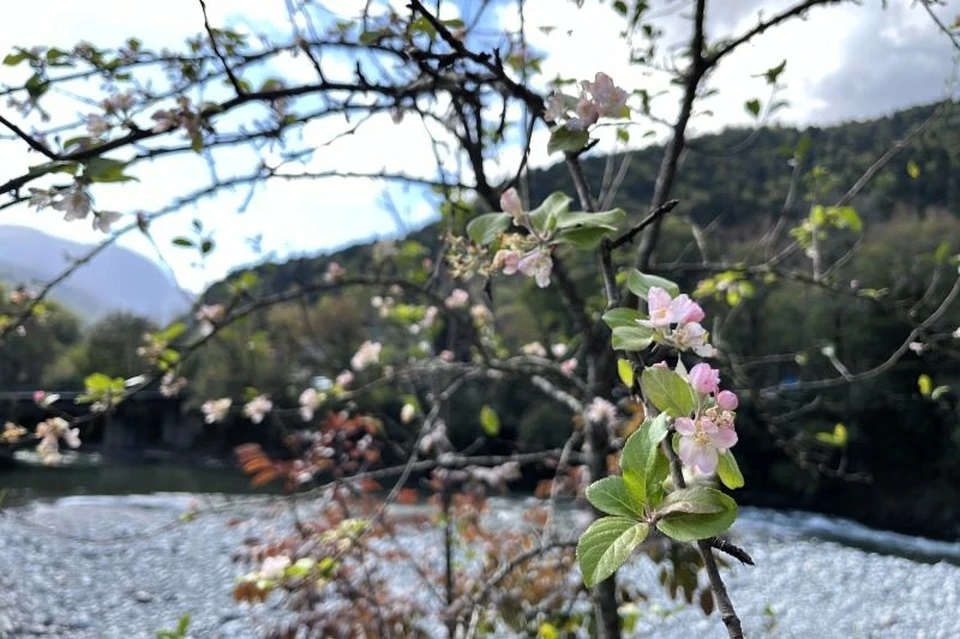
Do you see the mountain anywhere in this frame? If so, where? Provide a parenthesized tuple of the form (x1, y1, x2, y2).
(0, 226, 192, 324)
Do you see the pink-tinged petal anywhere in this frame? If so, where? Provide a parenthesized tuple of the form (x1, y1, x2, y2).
(648, 287, 671, 314)
(500, 251, 520, 275)
(688, 363, 720, 395)
(671, 294, 704, 324)
(691, 446, 719, 474)
(710, 426, 738, 451)
(677, 435, 698, 468)
(674, 417, 697, 435)
(717, 390, 739, 411)
(500, 188, 523, 218)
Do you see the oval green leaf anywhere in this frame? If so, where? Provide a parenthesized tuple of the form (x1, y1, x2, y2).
(585, 476, 643, 518)
(655, 488, 737, 542)
(466, 213, 511, 246)
(577, 517, 649, 588)
(640, 367, 696, 417)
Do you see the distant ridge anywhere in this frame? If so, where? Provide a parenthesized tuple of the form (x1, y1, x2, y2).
(0, 225, 193, 324)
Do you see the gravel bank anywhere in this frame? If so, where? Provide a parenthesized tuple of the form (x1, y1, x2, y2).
(1, 495, 958, 638)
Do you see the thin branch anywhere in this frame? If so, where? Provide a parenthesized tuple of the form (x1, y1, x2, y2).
(0, 114, 58, 159)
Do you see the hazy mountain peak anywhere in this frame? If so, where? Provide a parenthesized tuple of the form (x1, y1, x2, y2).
(0, 225, 193, 324)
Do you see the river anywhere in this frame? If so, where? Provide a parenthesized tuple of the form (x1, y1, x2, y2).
(1, 453, 958, 638)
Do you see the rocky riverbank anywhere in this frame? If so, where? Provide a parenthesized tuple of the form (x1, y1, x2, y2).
(1, 494, 958, 638)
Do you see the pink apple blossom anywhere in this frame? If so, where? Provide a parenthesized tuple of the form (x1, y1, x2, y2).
(688, 363, 720, 395)
(560, 358, 578, 376)
(445, 288, 470, 309)
(202, 398, 232, 424)
(243, 395, 273, 424)
(500, 187, 524, 223)
(675, 417, 738, 475)
(516, 250, 553, 288)
(351, 340, 382, 371)
(717, 390, 739, 411)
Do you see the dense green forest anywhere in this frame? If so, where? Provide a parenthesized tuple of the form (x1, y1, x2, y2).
(7, 101, 959, 537)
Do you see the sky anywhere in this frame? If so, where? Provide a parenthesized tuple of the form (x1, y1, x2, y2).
(0, 0, 956, 296)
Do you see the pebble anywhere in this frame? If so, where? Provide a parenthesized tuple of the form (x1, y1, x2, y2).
(0, 495, 958, 638)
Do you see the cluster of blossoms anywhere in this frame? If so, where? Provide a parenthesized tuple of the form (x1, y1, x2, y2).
(641, 287, 716, 358)
(350, 340, 382, 371)
(299, 387, 324, 422)
(195, 304, 226, 337)
(159, 372, 188, 397)
(243, 395, 274, 424)
(35, 417, 81, 465)
(444, 288, 470, 309)
(1, 422, 27, 443)
(544, 72, 629, 130)
(28, 183, 122, 233)
(585, 397, 618, 429)
(151, 96, 203, 138)
(202, 398, 232, 424)
(672, 363, 739, 475)
(491, 188, 553, 288)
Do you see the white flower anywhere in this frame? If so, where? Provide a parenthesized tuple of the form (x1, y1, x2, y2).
(336, 370, 354, 388)
(299, 388, 322, 421)
(560, 358, 578, 376)
(86, 113, 110, 137)
(92, 211, 122, 233)
(243, 395, 273, 424)
(953, 327, 960, 339)
(550, 343, 568, 358)
(260, 555, 291, 580)
(521, 342, 547, 358)
(201, 398, 232, 424)
(160, 373, 187, 397)
(195, 304, 225, 336)
(445, 288, 470, 309)
(400, 403, 416, 424)
(516, 250, 553, 288)
(52, 185, 92, 221)
(28, 188, 55, 210)
(350, 341, 382, 371)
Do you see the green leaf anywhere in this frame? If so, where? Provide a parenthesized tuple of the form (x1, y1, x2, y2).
(554, 208, 625, 231)
(626, 269, 679, 299)
(763, 60, 787, 85)
(620, 413, 669, 505)
(479, 404, 500, 437)
(611, 325, 654, 351)
(83, 157, 138, 183)
(656, 486, 727, 517)
(655, 488, 737, 542)
(601, 307, 644, 330)
(465, 212, 511, 246)
(918, 374, 933, 397)
(745, 99, 761, 117)
(547, 126, 590, 155)
(3, 49, 30, 66)
(585, 476, 643, 518)
(640, 368, 696, 417)
(617, 358, 635, 388)
(717, 450, 745, 490)
(172, 237, 194, 248)
(576, 517, 649, 588)
(554, 226, 614, 250)
(528, 192, 571, 234)
(815, 423, 848, 448)
(907, 159, 921, 180)
(934, 241, 951, 264)
(27, 160, 79, 177)
(616, 127, 630, 143)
